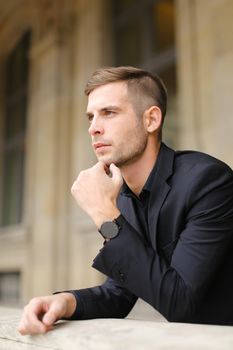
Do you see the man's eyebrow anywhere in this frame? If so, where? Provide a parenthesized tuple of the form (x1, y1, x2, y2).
(86, 105, 121, 117)
(100, 105, 121, 112)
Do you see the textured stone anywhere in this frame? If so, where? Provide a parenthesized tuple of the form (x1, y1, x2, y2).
(0, 305, 233, 350)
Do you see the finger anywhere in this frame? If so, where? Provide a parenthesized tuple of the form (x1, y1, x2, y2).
(95, 161, 106, 171)
(93, 161, 111, 176)
(109, 163, 123, 184)
(18, 313, 47, 335)
(18, 298, 52, 335)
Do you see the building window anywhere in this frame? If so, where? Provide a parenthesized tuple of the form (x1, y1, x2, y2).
(112, 0, 177, 146)
(0, 272, 21, 306)
(0, 32, 30, 227)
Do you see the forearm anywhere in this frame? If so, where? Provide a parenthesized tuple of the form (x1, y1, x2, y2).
(67, 279, 137, 320)
(92, 216, 226, 322)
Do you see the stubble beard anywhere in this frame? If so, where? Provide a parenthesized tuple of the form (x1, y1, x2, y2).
(99, 126, 148, 168)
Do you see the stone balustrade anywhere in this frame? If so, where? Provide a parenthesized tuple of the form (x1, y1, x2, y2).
(0, 300, 233, 349)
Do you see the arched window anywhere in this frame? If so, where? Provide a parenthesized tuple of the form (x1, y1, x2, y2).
(112, 0, 177, 146)
(0, 31, 30, 227)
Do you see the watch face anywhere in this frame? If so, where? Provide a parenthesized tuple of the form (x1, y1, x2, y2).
(99, 221, 119, 239)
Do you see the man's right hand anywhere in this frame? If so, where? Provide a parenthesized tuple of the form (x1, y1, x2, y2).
(18, 293, 77, 335)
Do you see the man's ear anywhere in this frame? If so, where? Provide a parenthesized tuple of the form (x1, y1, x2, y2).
(144, 106, 162, 133)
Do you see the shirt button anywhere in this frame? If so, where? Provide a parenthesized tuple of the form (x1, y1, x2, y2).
(118, 271, 125, 283)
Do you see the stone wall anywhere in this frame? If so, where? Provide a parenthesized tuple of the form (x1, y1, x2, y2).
(176, 0, 233, 167)
(0, 0, 232, 305)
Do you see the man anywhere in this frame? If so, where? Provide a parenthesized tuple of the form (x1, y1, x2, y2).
(18, 66, 233, 335)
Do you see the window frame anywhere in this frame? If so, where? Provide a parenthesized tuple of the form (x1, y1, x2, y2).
(0, 31, 30, 228)
(112, 0, 176, 73)
(111, 0, 178, 147)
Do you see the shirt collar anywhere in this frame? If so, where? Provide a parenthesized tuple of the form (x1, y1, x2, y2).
(121, 157, 158, 198)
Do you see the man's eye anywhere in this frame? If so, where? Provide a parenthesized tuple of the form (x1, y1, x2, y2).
(87, 115, 94, 122)
(105, 110, 115, 116)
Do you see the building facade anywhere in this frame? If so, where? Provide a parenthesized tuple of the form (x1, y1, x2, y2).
(0, 0, 232, 306)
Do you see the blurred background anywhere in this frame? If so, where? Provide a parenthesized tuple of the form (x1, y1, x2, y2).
(0, 0, 232, 307)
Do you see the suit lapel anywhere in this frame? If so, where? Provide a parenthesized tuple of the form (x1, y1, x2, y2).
(117, 195, 144, 239)
(148, 174, 171, 250)
(117, 143, 175, 248)
(148, 143, 175, 250)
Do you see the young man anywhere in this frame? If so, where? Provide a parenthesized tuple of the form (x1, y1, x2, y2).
(18, 66, 233, 335)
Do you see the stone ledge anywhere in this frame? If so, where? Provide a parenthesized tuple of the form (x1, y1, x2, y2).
(0, 304, 233, 350)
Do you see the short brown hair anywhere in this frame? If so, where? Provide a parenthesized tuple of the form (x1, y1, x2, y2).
(85, 66, 168, 122)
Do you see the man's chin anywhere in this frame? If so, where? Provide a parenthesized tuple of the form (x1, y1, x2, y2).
(96, 155, 113, 166)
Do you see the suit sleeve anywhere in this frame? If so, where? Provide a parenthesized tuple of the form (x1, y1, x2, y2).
(66, 277, 137, 320)
(91, 162, 233, 322)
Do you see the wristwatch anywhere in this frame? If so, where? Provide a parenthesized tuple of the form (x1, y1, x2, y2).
(98, 218, 121, 239)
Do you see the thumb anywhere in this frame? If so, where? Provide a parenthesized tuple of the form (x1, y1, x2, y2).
(109, 163, 123, 185)
(42, 304, 61, 326)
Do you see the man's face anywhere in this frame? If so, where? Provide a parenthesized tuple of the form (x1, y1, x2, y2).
(86, 81, 148, 167)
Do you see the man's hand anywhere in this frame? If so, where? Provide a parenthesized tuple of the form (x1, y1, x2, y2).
(18, 293, 76, 335)
(71, 162, 123, 228)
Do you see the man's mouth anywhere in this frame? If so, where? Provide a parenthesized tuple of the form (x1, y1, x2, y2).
(93, 142, 111, 151)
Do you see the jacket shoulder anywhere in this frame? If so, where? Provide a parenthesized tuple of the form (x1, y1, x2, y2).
(174, 149, 233, 175)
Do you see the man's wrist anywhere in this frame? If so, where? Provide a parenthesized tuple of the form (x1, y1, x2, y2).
(61, 292, 77, 318)
(92, 208, 121, 229)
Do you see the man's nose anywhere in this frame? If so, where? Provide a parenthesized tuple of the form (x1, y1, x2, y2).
(88, 117, 104, 136)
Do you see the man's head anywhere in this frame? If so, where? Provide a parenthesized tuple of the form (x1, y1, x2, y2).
(85, 66, 167, 168)
(85, 66, 167, 126)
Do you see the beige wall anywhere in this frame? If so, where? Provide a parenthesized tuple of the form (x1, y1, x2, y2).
(0, 0, 232, 305)
(176, 0, 233, 167)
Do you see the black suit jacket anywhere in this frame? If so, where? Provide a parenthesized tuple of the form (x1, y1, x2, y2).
(72, 143, 233, 325)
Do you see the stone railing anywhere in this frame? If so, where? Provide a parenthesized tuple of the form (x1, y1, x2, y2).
(0, 300, 233, 349)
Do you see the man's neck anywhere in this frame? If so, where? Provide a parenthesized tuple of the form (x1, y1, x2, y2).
(121, 140, 161, 196)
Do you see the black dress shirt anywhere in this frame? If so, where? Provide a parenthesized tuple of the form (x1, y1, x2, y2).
(120, 160, 158, 244)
